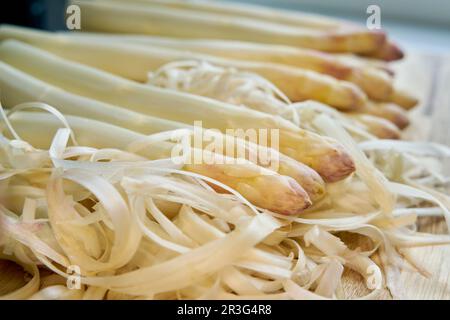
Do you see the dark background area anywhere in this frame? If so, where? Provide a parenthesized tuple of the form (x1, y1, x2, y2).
(1, 0, 67, 31)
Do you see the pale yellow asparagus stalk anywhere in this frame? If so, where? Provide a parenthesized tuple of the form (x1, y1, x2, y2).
(0, 41, 291, 132)
(334, 53, 396, 77)
(0, 61, 325, 201)
(65, 30, 392, 101)
(348, 114, 401, 140)
(144, 60, 408, 140)
(0, 61, 183, 133)
(144, 60, 401, 141)
(72, 0, 386, 54)
(0, 41, 295, 131)
(143, 60, 406, 145)
(110, 0, 348, 30)
(0, 40, 356, 182)
(388, 89, 419, 110)
(360, 40, 404, 62)
(0, 26, 366, 110)
(0, 40, 355, 181)
(108, 35, 393, 101)
(2, 25, 416, 106)
(0, 23, 390, 101)
(361, 102, 410, 130)
(63, 30, 414, 110)
(111, 0, 406, 62)
(5, 111, 312, 214)
(290, 101, 402, 141)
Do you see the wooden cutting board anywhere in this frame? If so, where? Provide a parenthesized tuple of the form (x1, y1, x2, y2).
(1, 53, 449, 300)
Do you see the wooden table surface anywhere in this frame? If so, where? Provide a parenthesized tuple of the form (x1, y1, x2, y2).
(388, 52, 450, 299)
(340, 52, 450, 300)
(1, 53, 449, 300)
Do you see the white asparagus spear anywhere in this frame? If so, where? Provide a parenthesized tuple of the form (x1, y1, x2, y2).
(0, 61, 326, 201)
(110, 0, 348, 30)
(0, 40, 355, 182)
(0, 25, 391, 101)
(106, 0, 405, 61)
(4, 111, 313, 214)
(0, 26, 366, 110)
(71, 0, 386, 54)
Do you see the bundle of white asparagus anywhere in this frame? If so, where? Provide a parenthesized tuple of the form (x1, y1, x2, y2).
(0, 0, 449, 300)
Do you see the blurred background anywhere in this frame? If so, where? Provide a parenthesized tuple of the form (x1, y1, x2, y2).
(1, 0, 449, 53)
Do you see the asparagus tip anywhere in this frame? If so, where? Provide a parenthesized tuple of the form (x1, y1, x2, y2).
(316, 143, 356, 183)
